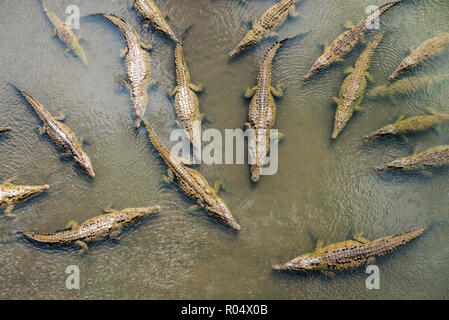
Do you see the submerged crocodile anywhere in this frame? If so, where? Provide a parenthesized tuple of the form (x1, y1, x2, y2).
(13, 86, 95, 178)
(332, 34, 383, 139)
(376, 145, 449, 173)
(367, 74, 449, 99)
(102, 14, 153, 128)
(132, 0, 180, 43)
(36, 0, 88, 65)
(229, 0, 301, 57)
(170, 44, 204, 160)
(304, 1, 400, 80)
(0, 127, 11, 133)
(244, 39, 288, 182)
(273, 226, 425, 275)
(389, 33, 449, 81)
(1, 178, 49, 219)
(364, 110, 449, 141)
(143, 119, 240, 231)
(23, 206, 160, 254)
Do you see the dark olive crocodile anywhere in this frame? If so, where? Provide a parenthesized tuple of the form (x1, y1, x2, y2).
(23, 206, 160, 254)
(143, 119, 241, 231)
(304, 1, 400, 80)
(273, 226, 425, 275)
(1, 178, 49, 219)
(13, 86, 95, 178)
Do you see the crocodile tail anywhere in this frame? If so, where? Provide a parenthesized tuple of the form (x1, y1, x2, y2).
(382, 226, 426, 252)
(23, 231, 59, 243)
(143, 119, 175, 163)
(378, 1, 402, 15)
(9, 84, 48, 120)
(101, 13, 129, 32)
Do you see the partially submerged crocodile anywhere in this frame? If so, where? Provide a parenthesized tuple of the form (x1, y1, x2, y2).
(132, 0, 180, 43)
(389, 33, 449, 81)
(229, 0, 301, 57)
(304, 1, 400, 80)
(36, 0, 88, 65)
(1, 178, 49, 219)
(102, 14, 153, 128)
(273, 226, 425, 275)
(23, 206, 160, 254)
(376, 145, 449, 173)
(13, 86, 95, 178)
(143, 119, 240, 231)
(332, 34, 383, 139)
(364, 110, 449, 141)
(0, 127, 11, 133)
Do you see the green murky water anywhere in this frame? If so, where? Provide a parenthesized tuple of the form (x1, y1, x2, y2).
(1, 0, 449, 299)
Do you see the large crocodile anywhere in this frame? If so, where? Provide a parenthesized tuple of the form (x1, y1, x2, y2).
(102, 14, 153, 128)
(13, 86, 95, 178)
(23, 206, 160, 254)
(132, 0, 180, 43)
(364, 110, 449, 141)
(143, 119, 241, 231)
(36, 0, 88, 65)
(0, 127, 11, 133)
(332, 34, 383, 139)
(304, 1, 400, 80)
(229, 0, 301, 57)
(376, 145, 449, 173)
(389, 33, 449, 81)
(1, 178, 49, 219)
(273, 226, 425, 275)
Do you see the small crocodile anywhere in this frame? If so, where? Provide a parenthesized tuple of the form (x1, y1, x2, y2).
(364, 110, 449, 141)
(143, 119, 241, 231)
(389, 33, 449, 81)
(367, 74, 449, 99)
(102, 14, 153, 128)
(0, 127, 11, 133)
(304, 1, 400, 80)
(36, 0, 88, 65)
(1, 178, 49, 219)
(23, 206, 160, 254)
(376, 145, 449, 173)
(229, 0, 301, 57)
(273, 226, 425, 275)
(332, 34, 383, 139)
(132, 0, 180, 43)
(13, 86, 95, 178)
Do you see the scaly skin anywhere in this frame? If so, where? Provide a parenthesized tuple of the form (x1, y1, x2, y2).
(0, 127, 11, 133)
(169, 44, 204, 159)
(389, 33, 449, 81)
(102, 14, 153, 128)
(36, 0, 88, 65)
(229, 0, 301, 57)
(23, 206, 160, 254)
(367, 74, 449, 98)
(13, 86, 95, 178)
(132, 0, 180, 43)
(304, 1, 400, 80)
(244, 40, 286, 182)
(332, 34, 383, 139)
(273, 226, 425, 275)
(376, 145, 449, 172)
(143, 119, 240, 231)
(0, 178, 49, 219)
(364, 111, 449, 141)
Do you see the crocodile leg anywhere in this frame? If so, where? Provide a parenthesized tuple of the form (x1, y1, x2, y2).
(365, 72, 374, 82)
(38, 126, 47, 135)
(271, 131, 285, 143)
(104, 208, 118, 213)
(353, 232, 370, 244)
(60, 151, 73, 159)
(169, 86, 179, 97)
(314, 239, 324, 252)
(140, 41, 153, 51)
(109, 224, 123, 239)
(4, 204, 17, 219)
(163, 169, 175, 184)
(64, 220, 79, 230)
(332, 97, 341, 105)
(288, 5, 300, 18)
(187, 204, 201, 214)
(189, 83, 203, 93)
(120, 48, 128, 58)
(264, 31, 279, 39)
(213, 179, 226, 194)
(271, 85, 283, 98)
(75, 240, 88, 255)
(2, 177, 16, 187)
(244, 86, 257, 99)
(54, 112, 66, 122)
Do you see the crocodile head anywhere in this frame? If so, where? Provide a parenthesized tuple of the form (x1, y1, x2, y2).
(375, 158, 412, 171)
(272, 255, 322, 273)
(132, 93, 149, 128)
(364, 124, 398, 141)
(304, 55, 328, 80)
(205, 196, 241, 231)
(331, 105, 354, 139)
(389, 57, 415, 81)
(75, 152, 95, 178)
(23, 184, 50, 199)
(229, 29, 261, 58)
(115, 206, 161, 224)
(250, 165, 261, 183)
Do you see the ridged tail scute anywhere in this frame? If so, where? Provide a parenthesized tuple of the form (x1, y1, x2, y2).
(101, 13, 129, 31)
(23, 231, 60, 244)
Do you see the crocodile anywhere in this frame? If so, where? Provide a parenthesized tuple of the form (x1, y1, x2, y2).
(23, 206, 160, 254)
(331, 34, 383, 139)
(1, 178, 49, 219)
(143, 119, 241, 231)
(102, 14, 153, 128)
(229, 0, 301, 57)
(36, 0, 88, 65)
(376, 145, 449, 173)
(364, 110, 449, 141)
(244, 39, 288, 182)
(367, 74, 449, 99)
(13, 86, 95, 178)
(0, 127, 11, 133)
(132, 0, 180, 43)
(389, 33, 449, 81)
(304, 1, 400, 80)
(272, 226, 426, 275)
